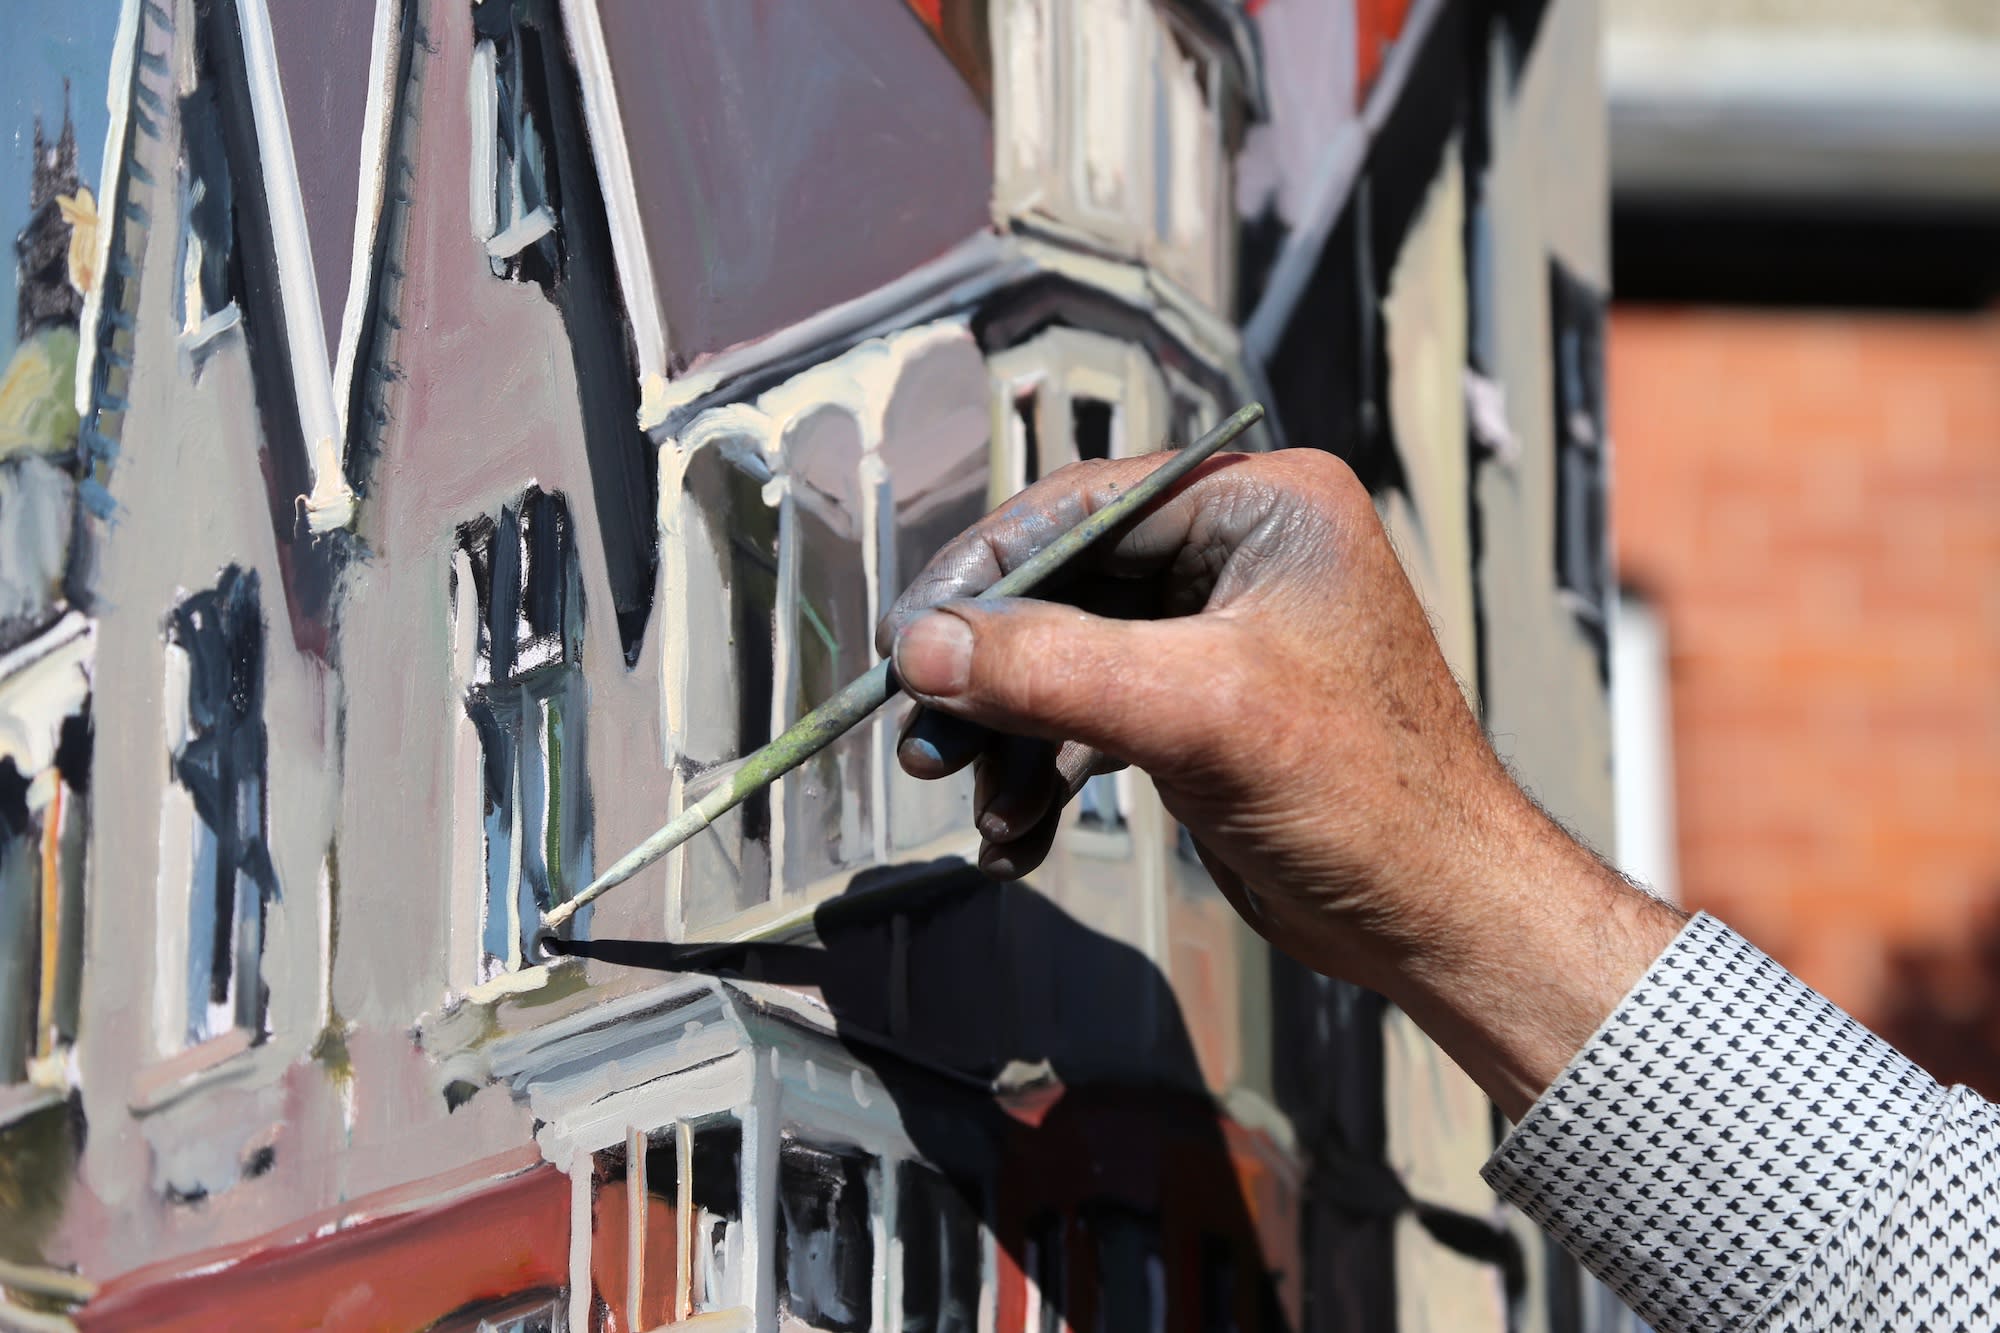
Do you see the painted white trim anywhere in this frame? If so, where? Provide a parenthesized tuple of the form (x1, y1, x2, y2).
(468, 38, 500, 244)
(559, 0, 672, 391)
(234, 0, 357, 532)
(74, 0, 145, 419)
(330, 0, 403, 433)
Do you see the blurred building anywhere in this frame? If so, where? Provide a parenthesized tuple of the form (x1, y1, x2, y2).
(1605, 0, 2000, 1090)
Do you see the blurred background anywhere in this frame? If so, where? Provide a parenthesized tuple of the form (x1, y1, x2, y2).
(1603, 1, 2000, 1092)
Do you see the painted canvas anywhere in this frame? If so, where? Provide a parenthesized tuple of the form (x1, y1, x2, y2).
(0, 0, 1623, 1329)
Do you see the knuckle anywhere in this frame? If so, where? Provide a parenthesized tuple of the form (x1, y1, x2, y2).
(1269, 447, 1364, 508)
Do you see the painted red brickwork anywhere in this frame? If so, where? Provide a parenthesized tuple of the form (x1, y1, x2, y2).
(1612, 306, 2000, 1078)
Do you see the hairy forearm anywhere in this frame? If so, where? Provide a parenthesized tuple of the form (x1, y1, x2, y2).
(1384, 797, 1689, 1120)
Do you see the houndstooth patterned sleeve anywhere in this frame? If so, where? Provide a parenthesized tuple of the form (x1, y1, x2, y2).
(1482, 912, 2000, 1332)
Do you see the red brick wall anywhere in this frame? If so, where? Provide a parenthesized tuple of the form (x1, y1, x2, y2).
(1612, 306, 2000, 1078)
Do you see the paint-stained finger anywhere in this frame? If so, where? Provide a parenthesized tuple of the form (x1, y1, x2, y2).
(895, 702, 986, 779)
(977, 803, 1063, 880)
(972, 733, 1062, 845)
(874, 452, 1264, 656)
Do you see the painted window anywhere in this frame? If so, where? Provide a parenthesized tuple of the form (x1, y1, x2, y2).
(175, 77, 238, 343)
(453, 489, 589, 977)
(591, 1118, 745, 1328)
(678, 444, 779, 928)
(165, 566, 276, 1047)
(1150, 21, 1225, 300)
(776, 1138, 877, 1333)
(688, 1121, 746, 1312)
(784, 412, 876, 888)
(994, 0, 1227, 302)
(1550, 259, 1610, 665)
(471, 0, 559, 278)
(679, 417, 899, 929)
(0, 701, 89, 1084)
(898, 1163, 982, 1333)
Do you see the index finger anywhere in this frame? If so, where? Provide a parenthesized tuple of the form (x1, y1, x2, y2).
(874, 450, 1257, 657)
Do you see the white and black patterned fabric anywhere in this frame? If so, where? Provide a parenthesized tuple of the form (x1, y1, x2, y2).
(1484, 912, 2000, 1332)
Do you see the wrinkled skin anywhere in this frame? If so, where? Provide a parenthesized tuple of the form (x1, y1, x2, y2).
(878, 449, 1684, 1117)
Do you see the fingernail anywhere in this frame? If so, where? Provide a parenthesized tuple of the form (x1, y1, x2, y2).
(902, 732, 945, 771)
(894, 612, 973, 699)
(978, 842, 1024, 880)
(977, 791, 1030, 842)
(899, 709, 978, 777)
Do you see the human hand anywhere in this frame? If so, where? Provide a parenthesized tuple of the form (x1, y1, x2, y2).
(878, 448, 1683, 1115)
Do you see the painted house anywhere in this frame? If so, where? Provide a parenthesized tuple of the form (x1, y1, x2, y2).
(0, 1, 1627, 1330)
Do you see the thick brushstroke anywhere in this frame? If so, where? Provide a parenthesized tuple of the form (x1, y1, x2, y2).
(480, 0, 656, 665)
(458, 488, 591, 967)
(167, 565, 276, 1044)
(5, 2, 1617, 1329)
(188, 0, 345, 655)
(776, 1138, 876, 1332)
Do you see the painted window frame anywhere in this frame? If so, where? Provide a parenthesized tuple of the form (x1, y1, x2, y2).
(451, 488, 590, 984)
(173, 59, 242, 352)
(469, 1, 559, 274)
(671, 427, 885, 939)
(161, 567, 277, 1052)
(774, 1136, 881, 1333)
(993, 0, 1230, 305)
(590, 1114, 750, 1329)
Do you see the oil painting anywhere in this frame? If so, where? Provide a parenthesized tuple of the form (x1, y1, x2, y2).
(0, 1, 1620, 1328)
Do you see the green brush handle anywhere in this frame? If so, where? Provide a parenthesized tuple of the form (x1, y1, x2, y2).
(539, 401, 1264, 938)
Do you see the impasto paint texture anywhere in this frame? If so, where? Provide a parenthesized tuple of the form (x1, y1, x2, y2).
(0, 1, 1619, 1329)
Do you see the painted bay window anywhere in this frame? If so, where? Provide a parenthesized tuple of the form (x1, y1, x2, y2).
(453, 489, 589, 978)
(165, 566, 276, 1047)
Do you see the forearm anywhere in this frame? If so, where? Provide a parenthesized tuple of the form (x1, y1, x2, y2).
(1372, 794, 1688, 1121)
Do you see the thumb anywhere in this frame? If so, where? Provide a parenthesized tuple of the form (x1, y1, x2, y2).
(890, 597, 1232, 777)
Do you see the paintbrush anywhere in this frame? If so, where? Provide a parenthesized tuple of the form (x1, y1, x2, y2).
(536, 401, 1265, 947)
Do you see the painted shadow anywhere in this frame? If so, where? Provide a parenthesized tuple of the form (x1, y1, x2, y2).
(558, 860, 1520, 1329)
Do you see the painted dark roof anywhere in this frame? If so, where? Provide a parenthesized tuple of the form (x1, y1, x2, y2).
(264, 0, 378, 370)
(594, 0, 994, 365)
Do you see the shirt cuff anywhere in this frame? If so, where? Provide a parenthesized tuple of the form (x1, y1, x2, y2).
(1481, 912, 1947, 1333)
